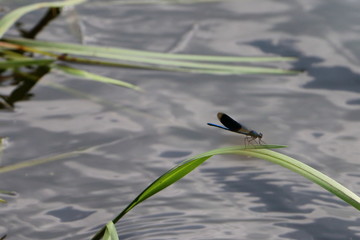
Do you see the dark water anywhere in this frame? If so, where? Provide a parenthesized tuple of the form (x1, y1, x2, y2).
(1, 0, 360, 239)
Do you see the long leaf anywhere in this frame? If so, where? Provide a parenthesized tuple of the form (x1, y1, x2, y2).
(4, 39, 297, 74)
(0, 0, 87, 38)
(5, 38, 295, 63)
(2, 39, 297, 74)
(91, 145, 360, 240)
(91, 145, 284, 240)
(1, 41, 293, 75)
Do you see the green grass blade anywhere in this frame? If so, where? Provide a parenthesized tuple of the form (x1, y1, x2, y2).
(1, 46, 293, 75)
(0, 59, 54, 68)
(5, 38, 296, 63)
(102, 221, 119, 240)
(53, 64, 141, 90)
(5, 38, 298, 74)
(0, 0, 87, 39)
(92, 144, 360, 240)
(91, 145, 285, 240)
(1, 41, 281, 75)
(236, 149, 360, 211)
(0, 41, 197, 73)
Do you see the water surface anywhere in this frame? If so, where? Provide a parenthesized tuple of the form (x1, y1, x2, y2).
(1, 0, 360, 239)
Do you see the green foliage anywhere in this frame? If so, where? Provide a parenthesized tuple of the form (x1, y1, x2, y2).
(91, 145, 360, 239)
(0, 0, 87, 39)
(0, 0, 298, 103)
(5, 37, 297, 75)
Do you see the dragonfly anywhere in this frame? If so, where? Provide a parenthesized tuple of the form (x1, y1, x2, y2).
(207, 112, 264, 145)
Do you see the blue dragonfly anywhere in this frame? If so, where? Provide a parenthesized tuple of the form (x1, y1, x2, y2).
(207, 112, 264, 145)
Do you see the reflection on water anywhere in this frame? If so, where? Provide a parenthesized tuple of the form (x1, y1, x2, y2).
(2, 0, 360, 239)
(47, 206, 96, 222)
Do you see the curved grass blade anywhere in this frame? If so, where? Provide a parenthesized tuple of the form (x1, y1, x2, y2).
(91, 145, 285, 240)
(235, 149, 360, 211)
(0, 0, 87, 39)
(92, 144, 360, 239)
(53, 64, 141, 90)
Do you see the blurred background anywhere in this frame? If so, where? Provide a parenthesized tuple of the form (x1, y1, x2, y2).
(1, 0, 360, 239)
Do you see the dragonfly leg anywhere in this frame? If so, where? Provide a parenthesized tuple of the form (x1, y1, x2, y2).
(247, 136, 264, 146)
(245, 136, 255, 147)
(243, 137, 248, 147)
(258, 138, 266, 145)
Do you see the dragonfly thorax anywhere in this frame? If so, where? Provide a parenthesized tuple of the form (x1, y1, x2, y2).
(249, 130, 262, 139)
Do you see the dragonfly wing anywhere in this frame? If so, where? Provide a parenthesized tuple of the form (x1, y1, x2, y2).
(217, 112, 252, 134)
